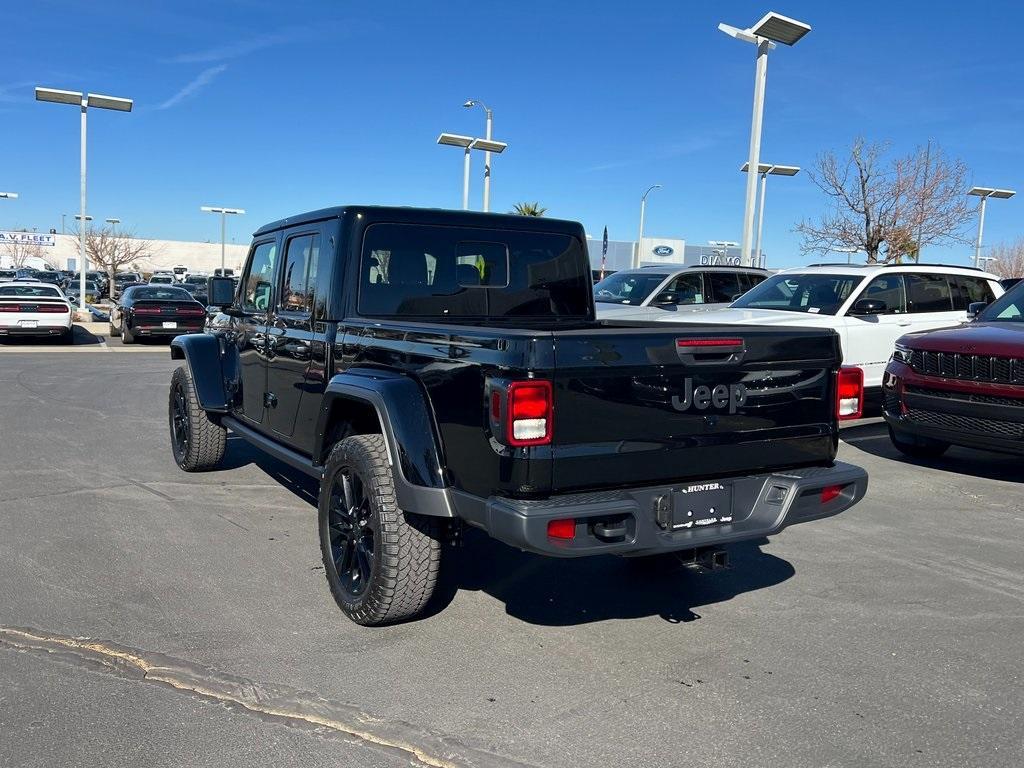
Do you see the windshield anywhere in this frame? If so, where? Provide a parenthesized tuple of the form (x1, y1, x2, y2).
(150, 276, 173, 283)
(978, 281, 1024, 322)
(593, 272, 669, 305)
(0, 285, 61, 297)
(731, 272, 865, 315)
(131, 287, 192, 301)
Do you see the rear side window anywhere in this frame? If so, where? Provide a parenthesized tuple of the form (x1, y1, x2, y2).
(279, 233, 320, 313)
(707, 272, 741, 303)
(905, 273, 953, 313)
(242, 241, 277, 312)
(359, 224, 590, 319)
(952, 276, 995, 310)
(663, 273, 704, 304)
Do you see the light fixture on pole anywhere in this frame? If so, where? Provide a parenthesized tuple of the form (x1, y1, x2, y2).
(437, 133, 475, 210)
(719, 12, 811, 267)
(635, 184, 662, 268)
(463, 100, 495, 211)
(833, 246, 859, 265)
(200, 206, 246, 272)
(967, 187, 1015, 268)
(740, 162, 799, 268)
(0, 192, 18, 199)
(36, 86, 132, 307)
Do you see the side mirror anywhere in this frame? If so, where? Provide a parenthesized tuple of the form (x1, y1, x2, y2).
(207, 276, 236, 309)
(651, 291, 680, 306)
(967, 301, 987, 319)
(851, 298, 887, 316)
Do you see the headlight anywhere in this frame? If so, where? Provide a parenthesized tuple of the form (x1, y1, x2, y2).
(892, 343, 912, 363)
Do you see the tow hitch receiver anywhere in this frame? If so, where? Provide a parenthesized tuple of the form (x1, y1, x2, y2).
(678, 546, 730, 572)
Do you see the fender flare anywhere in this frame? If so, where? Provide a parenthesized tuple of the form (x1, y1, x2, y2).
(315, 369, 453, 517)
(170, 334, 229, 412)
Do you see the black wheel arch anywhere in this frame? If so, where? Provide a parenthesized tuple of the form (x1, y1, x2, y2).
(170, 333, 231, 412)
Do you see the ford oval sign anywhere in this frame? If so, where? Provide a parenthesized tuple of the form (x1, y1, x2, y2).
(652, 245, 674, 257)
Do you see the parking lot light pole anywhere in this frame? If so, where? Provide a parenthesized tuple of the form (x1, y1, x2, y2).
(635, 185, 662, 268)
(719, 12, 811, 266)
(967, 187, 1015, 268)
(0, 192, 17, 199)
(741, 162, 799, 268)
(437, 133, 475, 210)
(36, 87, 132, 309)
(463, 100, 494, 211)
(201, 206, 246, 272)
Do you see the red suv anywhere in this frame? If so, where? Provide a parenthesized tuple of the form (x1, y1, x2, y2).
(883, 282, 1024, 457)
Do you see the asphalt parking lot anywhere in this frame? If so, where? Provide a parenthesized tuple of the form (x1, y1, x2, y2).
(1, 337, 1022, 767)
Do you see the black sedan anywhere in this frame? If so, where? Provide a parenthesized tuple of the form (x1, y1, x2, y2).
(109, 285, 206, 344)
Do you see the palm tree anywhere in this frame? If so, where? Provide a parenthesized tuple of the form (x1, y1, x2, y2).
(511, 202, 547, 216)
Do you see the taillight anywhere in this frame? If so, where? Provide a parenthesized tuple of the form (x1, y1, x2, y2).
(177, 307, 206, 316)
(506, 380, 553, 446)
(0, 306, 18, 313)
(37, 305, 70, 314)
(133, 306, 162, 315)
(836, 367, 864, 421)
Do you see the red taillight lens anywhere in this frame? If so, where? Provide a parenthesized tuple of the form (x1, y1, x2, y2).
(676, 338, 744, 348)
(836, 367, 864, 421)
(0, 306, 18, 312)
(133, 306, 162, 314)
(547, 518, 575, 540)
(821, 484, 845, 504)
(507, 380, 553, 446)
(177, 307, 206, 316)
(37, 304, 70, 313)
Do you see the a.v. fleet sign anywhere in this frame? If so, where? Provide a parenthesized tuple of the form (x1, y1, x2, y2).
(0, 231, 56, 247)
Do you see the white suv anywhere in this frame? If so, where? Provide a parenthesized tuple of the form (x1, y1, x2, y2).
(648, 263, 1003, 397)
(594, 265, 769, 319)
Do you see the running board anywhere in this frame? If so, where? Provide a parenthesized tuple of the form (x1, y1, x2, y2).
(222, 416, 323, 479)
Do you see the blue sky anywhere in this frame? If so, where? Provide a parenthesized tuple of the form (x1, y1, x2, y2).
(1, 0, 1022, 267)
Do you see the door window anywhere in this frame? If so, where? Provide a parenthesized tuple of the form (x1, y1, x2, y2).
(662, 273, 704, 304)
(279, 234, 320, 313)
(241, 241, 277, 312)
(952, 276, 995, 310)
(905, 273, 954, 313)
(707, 272, 741, 303)
(857, 275, 906, 314)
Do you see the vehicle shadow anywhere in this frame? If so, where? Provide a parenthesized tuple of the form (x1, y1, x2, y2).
(221, 435, 319, 506)
(430, 531, 794, 626)
(841, 421, 1024, 483)
(0, 326, 95, 346)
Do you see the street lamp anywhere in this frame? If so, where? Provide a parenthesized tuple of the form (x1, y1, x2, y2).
(740, 162, 799, 268)
(635, 184, 662, 268)
(833, 246, 860, 265)
(720, 12, 811, 266)
(36, 86, 132, 308)
(437, 133, 475, 210)
(105, 217, 120, 227)
(967, 187, 1015, 268)
(463, 99, 495, 211)
(200, 206, 246, 272)
(0, 192, 17, 199)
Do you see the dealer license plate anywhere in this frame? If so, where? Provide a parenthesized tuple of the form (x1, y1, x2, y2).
(671, 481, 734, 530)
(19, 320, 38, 329)
(162, 321, 177, 329)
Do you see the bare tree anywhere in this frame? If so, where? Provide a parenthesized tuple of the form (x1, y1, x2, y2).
(796, 138, 974, 263)
(76, 226, 154, 293)
(1, 233, 46, 268)
(984, 239, 1024, 278)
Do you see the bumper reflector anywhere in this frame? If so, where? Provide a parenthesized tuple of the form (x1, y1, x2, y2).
(546, 518, 576, 540)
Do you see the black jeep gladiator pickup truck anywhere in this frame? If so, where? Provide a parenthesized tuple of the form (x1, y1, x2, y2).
(168, 206, 868, 625)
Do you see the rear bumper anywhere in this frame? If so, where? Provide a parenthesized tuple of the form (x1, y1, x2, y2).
(131, 324, 204, 336)
(0, 322, 71, 336)
(451, 461, 868, 558)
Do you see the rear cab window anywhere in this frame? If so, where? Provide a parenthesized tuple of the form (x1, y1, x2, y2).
(358, 224, 590, 319)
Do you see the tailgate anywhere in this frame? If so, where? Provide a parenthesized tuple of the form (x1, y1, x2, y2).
(550, 324, 840, 493)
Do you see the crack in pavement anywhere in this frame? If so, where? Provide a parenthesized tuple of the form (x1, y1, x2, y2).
(0, 626, 536, 768)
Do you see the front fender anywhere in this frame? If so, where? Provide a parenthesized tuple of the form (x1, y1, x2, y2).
(170, 333, 229, 412)
(316, 369, 453, 517)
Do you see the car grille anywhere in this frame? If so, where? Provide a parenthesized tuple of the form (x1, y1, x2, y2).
(909, 349, 1024, 384)
(904, 385, 1024, 407)
(904, 408, 1024, 438)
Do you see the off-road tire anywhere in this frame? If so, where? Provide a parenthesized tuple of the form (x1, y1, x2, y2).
(169, 365, 226, 471)
(121, 322, 135, 344)
(318, 434, 442, 626)
(888, 426, 949, 459)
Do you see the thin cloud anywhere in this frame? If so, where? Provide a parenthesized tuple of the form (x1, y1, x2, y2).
(157, 65, 228, 110)
(167, 27, 309, 64)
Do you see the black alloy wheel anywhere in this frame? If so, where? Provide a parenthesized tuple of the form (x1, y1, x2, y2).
(326, 467, 376, 599)
(171, 380, 192, 460)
